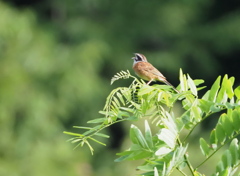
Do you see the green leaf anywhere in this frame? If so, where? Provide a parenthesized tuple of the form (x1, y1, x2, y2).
(179, 68, 187, 91)
(144, 120, 153, 149)
(63, 131, 82, 137)
(210, 129, 217, 145)
(208, 76, 221, 102)
(87, 118, 106, 124)
(221, 150, 232, 168)
(138, 85, 155, 96)
(130, 124, 149, 149)
(216, 75, 231, 103)
(229, 138, 239, 165)
(194, 79, 204, 86)
(113, 96, 121, 107)
(191, 106, 202, 122)
(225, 77, 234, 99)
(116, 92, 125, 105)
(234, 86, 240, 100)
(199, 99, 214, 113)
(94, 132, 110, 138)
(199, 138, 210, 157)
(115, 150, 152, 162)
(231, 110, 240, 132)
(187, 74, 197, 96)
(219, 113, 234, 137)
(216, 160, 224, 173)
(215, 124, 226, 145)
(158, 128, 176, 149)
(154, 167, 159, 176)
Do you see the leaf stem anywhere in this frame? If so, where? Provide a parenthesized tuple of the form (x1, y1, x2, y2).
(177, 138, 195, 176)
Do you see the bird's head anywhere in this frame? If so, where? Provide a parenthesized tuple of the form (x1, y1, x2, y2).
(132, 53, 148, 64)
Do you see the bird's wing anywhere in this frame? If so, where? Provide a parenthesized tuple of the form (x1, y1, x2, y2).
(143, 62, 166, 79)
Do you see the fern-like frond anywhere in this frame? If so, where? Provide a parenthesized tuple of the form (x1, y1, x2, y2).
(111, 70, 132, 85)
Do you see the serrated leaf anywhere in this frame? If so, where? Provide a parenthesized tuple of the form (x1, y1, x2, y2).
(200, 138, 210, 157)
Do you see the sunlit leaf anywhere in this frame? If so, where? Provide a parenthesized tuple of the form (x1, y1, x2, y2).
(229, 138, 239, 165)
(208, 76, 221, 102)
(130, 124, 149, 149)
(219, 114, 234, 137)
(187, 74, 197, 96)
(144, 120, 153, 149)
(200, 138, 210, 157)
(234, 86, 240, 100)
(215, 124, 226, 145)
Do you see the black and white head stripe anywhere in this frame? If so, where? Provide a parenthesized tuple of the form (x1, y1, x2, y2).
(133, 53, 147, 62)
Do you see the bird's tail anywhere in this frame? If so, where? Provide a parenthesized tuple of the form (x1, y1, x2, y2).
(163, 80, 179, 93)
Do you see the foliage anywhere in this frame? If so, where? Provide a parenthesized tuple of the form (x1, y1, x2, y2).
(65, 69, 240, 176)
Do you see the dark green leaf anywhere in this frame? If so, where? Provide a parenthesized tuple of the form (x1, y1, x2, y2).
(231, 110, 240, 132)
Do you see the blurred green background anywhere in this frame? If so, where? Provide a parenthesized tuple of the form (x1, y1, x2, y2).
(0, 0, 240, 175)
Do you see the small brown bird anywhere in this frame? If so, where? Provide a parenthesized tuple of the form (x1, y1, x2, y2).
(132, 53, 179, 93)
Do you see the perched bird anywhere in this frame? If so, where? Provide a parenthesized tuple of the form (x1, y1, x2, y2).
(132, 53, 179, 93)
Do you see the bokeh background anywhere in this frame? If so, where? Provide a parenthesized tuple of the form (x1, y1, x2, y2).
(0, 0, 240, 175)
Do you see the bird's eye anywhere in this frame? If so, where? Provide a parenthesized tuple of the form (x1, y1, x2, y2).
(135, 54, 143, 61)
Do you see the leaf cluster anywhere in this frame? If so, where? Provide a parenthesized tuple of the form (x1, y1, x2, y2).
(65, 69, 240, 176)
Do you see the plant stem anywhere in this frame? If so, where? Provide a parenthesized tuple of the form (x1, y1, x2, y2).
(177, 168, 188, 176)
(177, 138, 195, 175)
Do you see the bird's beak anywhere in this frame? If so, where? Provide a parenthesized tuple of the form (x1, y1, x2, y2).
(131, 57, 135, 60)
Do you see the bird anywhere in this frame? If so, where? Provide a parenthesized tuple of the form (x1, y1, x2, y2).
(132, 53, 179, 93)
